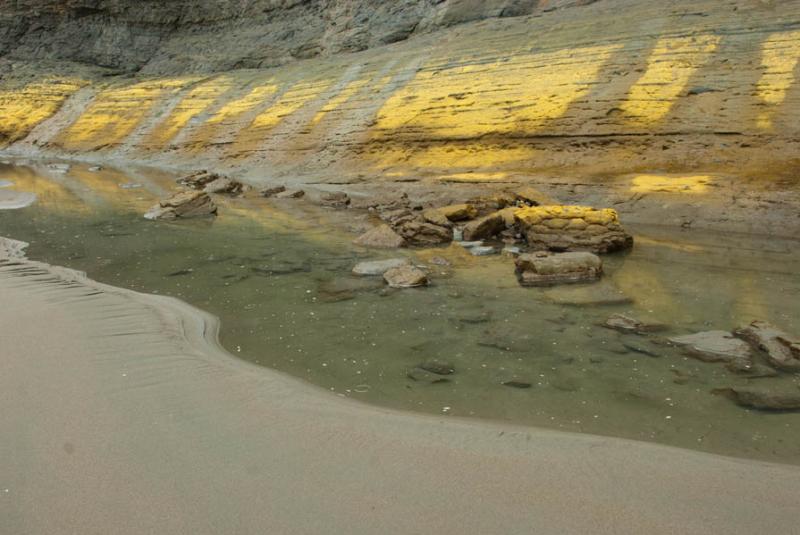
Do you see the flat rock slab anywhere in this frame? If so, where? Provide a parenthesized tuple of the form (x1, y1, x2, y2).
(352, 258, 410, 276)
(669, 331, 753, 363)
(516, 251, 602, 286)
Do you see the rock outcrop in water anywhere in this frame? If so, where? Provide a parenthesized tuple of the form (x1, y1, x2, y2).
(144, 190, 217, 220)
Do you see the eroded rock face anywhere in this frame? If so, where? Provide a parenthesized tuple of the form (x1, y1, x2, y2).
(515, 251, 602, 286)
(735, 320, 800, 371)
(384, 265, 428, 288)
(514, 206, 633, 254)
(144, 190, 217, 220)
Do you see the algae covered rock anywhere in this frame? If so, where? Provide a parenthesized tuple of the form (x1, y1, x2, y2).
(514, 205, 633, 254)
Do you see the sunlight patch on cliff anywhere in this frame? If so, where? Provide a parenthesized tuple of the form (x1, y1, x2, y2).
(310, 79, 370, 126)
(755, 30, 800, 130)
(143, 75, 235, 148)
(620, 35, 719, 125)
(0, 79, 85, 144)
(57, 78, 196, 151)
(249, 79, 334, 130)
(372, 44, 622, 138)
(367, 143, 536, 173)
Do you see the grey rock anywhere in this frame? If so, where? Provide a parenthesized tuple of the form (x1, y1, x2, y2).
(735, 320, 800, 371)
(669, 331, 753, 364)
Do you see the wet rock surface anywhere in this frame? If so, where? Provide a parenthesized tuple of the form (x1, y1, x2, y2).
(144, 190, 217, 220)
(604, 314, 665, 334)
(515, 251, 602, 286)
(514, 206, 633, 254)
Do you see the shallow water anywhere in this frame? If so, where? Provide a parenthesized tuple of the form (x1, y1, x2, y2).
(1, 160, 799, 463)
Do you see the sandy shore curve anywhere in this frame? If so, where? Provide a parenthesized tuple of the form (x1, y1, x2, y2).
(1, 236, 799, 534)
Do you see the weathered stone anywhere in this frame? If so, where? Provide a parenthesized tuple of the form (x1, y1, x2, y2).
(319, 191, 350, 208)
(462, 211, 506, 241)
(178, 170, 219, 189)
(203, 177, 243, 195)
(735, 320, 800, 371)
(276, 189, 305, 199)
(144, 190, 217, 220)
(396, 219, 452, 246)
(260, 185, 286, 197)
(384, 265, 428, 288)
(353, 224, 406, 248)
(669, 331, 753, 364)
(515, 251, 602, 286)
(712, 387, 800, 411)
(351, 258, 410, 276)
(514, 205, 633, 254)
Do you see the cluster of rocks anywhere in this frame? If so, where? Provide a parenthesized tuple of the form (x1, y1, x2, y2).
(178, 170, 245, 195)
(604, 314, 800, 411)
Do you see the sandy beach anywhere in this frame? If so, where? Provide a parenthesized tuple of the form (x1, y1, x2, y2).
(0, 235, 798, 534)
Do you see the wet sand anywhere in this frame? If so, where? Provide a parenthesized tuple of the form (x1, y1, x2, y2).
(2, 236, 800, 534)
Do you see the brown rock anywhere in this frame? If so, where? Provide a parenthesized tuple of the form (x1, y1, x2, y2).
(260, 185, 286, 197)
(397, 220, 452, 246)
(144, 190, 217, 220)
(384, 265, 428, 288)
(462, 211, 507, 241)
(735, 320, 800, 371)
(353, 224, 406, 248)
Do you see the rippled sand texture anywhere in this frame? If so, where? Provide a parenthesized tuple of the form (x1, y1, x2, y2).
(1, 239, 800, 534)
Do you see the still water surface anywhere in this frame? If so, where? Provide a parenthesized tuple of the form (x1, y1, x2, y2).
(1, 160, 799, 462)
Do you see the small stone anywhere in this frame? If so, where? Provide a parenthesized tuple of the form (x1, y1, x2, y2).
(353, 225, 406, 249)
(88, 165, 103, 172)
(384, 265, 428, 288)
(260, 185, 286, 197)
(456, 240, 484, 249)
(429, 256, 451, 266)
(178, 170, 219, 189)
(352, 258, 410, 276)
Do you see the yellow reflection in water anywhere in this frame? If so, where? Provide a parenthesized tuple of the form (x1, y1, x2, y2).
(620, 35, 719, 124)
(755, 30, 800, 129)
(58, 78, 196, 151)
(3, 166, 88, 213)
(0, 79, 86, 143)
(630, 174, 713, 194)
(373, 44, 622, 138)
(143, 76, 235, 148)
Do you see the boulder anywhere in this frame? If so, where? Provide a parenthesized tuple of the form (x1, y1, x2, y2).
(514, 205, 633, 254)
(462, 211, 507, 241)
(712, 387, 800, 411)
(319, 191, 350, 208)
(735, 320, 800, 371)
(144, 191, 217, 220)
(352, 258, 411, 276)
(668, 331, 753, 364)
(178, 170, 220, 190)
(384, 265, 428, 288)
(260, 185, 286, 197)
(515, 251, 602, 286)
(353, 224, 406, 248)
(203, 177, 244, 195)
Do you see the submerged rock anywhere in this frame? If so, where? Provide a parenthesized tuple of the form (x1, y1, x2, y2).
(514, 205, 633, 254)
(669, 331, 753, 364)
(712, 387, 800, 411)
(515, 251, 602, 286)
(735, 320, 800, 372)
(384, 265, 428, 288)
(406, 367, 451, 384)
(144, 191, 217, 220)
(604, 314, 665, 334)
(418, 359, 455, 375)
(353, 224, 406, 248)
(352, 258, 410, 276)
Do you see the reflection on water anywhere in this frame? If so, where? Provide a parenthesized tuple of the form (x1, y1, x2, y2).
(1, 160, 799, 463)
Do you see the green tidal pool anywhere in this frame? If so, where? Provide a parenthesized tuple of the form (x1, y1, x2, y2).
(2, 160, 799, 463)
